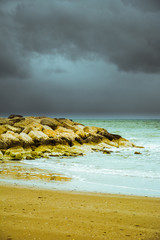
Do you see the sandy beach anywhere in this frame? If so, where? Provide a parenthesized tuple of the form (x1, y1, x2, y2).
(0, 185, 160, 240)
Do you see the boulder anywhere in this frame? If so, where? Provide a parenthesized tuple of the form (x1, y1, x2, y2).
(57, 118, 74, 126)
(84, 135, 103, 144)
(18, 133, 34, 146)
(1, 131, 20, 148)
(84, 126, 100, 134)
(56, 118, 81, 132)
(134, 151, 142, 154)
(31, 123, 43, 131)
(23, 147, 34, 159)
(33, 145, 54, 158)
(34, 145, 53, 153)
(8, 114, 23, 119)
(46, 144, 85, 157)
(0, 118, 11, 125)
(97, 128, 121, 141)
(13, 117, 40, 129)
(28, 130, 49, 142)
(76, 129, 88, 139)
(22, 124, 43, 134)
(42, 125, 53, 130)
(6, 125, 22, 133)
(74, 124, 84, 130)
(54, 127, 78, 143)
(40, 118, 59, 130)
(22, 126, 33, 134)
(3, 147, 26, 160)
(115, 138, 134, 148)
(8, 117, 25, 124)
(43, 129, 56, 138)
(0, 125, 22, 135)
(73, 121, 84, 126)
(103, 150, 112, 154)
(0, 138, 7, 149)
(3, 146, 34, 160)
(103, 138, 119, 147)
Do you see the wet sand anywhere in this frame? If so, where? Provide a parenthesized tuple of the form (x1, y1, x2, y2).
(0, 184, 160, 240)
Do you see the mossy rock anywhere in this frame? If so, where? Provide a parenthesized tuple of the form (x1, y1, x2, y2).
(34, 145, 53, 153)
(2, 146, 33, 160)
(40, 118, 58, 130)
(3, 147, 26, 160)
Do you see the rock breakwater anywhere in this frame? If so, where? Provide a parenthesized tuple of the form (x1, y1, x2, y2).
(0, 115, 136, 160)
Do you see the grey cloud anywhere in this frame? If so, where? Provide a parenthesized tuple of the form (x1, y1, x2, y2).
(0, 9, 29, 78)
(54, 68, 67, 74)
(12, 0, 160, 73)
(122, 0, 160, 12)
(45, 67, 67, 74)
(0, 0, 160, 79)
(0, 0, 160, 116)
(0, 70, 160, 116)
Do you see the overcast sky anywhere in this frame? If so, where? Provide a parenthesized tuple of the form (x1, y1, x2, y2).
(0, 0, 160, 118)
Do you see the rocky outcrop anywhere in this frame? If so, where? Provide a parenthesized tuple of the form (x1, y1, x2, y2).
(0, 115, 137, 160)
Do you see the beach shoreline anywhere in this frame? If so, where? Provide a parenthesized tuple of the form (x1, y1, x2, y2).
(0, 184, 160, 240)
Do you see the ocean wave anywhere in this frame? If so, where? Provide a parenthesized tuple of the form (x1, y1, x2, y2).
(64, 165, 160, 179)
(23, 156, 160, 180)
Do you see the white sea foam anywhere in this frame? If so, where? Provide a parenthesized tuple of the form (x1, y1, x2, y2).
(64, 166, 160, 179)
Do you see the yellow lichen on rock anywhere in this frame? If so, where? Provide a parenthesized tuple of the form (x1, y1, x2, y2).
(3, 146, 26, 160)
(43, 129, 56, 138)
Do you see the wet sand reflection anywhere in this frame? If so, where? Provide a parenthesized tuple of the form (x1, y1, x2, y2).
(0, 163, 71, 182)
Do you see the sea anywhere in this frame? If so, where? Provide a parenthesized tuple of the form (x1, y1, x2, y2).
(0, 119, 160, 197)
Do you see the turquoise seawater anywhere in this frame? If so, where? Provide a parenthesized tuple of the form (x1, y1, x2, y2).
(0, 120, 160, 197)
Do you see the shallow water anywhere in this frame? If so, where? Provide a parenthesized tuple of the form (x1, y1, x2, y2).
(0, 119, 160, 197)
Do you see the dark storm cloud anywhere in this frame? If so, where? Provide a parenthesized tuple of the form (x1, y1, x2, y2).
(45, 67, 68, 74)
(0, 0, 159, 78)
(122, 0, 160, 12)
(0, 8, 29, 78)
(1, 71, 160, 116)
(12, 0, 160, 73)
(0, 0, 160, 116)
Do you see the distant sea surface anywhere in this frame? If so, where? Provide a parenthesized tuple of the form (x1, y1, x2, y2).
(1, 120, 160, 197)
